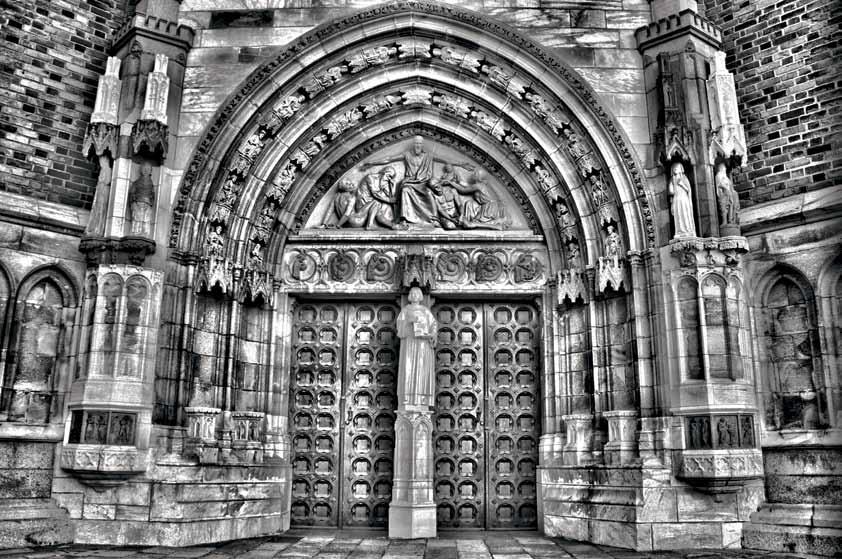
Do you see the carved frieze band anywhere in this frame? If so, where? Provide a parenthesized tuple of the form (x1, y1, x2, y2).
(172, 3, 653, 251)
(282, 246, 547, 292)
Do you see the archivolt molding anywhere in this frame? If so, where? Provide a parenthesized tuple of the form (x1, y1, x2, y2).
(172, 1, 654, 272)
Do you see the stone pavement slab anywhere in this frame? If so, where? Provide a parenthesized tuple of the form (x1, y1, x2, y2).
(0, 532, 825, 559)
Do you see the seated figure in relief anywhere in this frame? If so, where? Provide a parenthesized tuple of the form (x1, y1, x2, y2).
(451, 168, 509, 230)
(323, 167, 398, 229)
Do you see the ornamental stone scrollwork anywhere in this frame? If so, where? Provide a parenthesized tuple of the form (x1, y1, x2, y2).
(289, 252, 317, 282)
(328, 251, 357, 282)
(669, 236, 749, 269)
(475, 253, 504, 282)
(366, 252, 397, 282)
(676, 449, 764, 489)
(60, 445, 148, 488)
(284, 246, 546, 292)
(513, 254, 543, 283)
(435, 252, 468, 283)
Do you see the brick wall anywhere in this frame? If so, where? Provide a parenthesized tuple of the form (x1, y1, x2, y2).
(0, 0, 124, 209)
(703, 0, 842, 207)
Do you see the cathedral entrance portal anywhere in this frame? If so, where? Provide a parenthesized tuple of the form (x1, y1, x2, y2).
(287, 299, 540, 530)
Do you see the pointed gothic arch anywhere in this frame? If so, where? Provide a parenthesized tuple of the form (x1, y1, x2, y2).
(169, 1, 656, 275)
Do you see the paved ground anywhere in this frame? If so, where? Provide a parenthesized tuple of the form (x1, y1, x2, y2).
(0, 533, 817, 559)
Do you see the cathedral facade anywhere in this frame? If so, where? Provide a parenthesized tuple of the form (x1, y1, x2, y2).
(0, 0, 839, 555)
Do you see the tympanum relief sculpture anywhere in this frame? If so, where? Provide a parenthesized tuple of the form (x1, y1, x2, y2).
(317, 137, 517, 232)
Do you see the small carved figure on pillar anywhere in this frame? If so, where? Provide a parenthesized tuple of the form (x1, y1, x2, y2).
(129, 161, 155, 236)
(668, 162, 696, 238)
(396, 287, 437, 407)
(715, 162, 740, 233)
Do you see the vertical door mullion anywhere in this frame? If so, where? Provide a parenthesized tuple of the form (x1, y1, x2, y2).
(337, 303, 349, 529)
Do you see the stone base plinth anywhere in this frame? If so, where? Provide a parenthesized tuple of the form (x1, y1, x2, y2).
(743, 504, 842, 556)
(540, 464, 764, 551)
(0, 499, 73, 548)
(388, 503, 436, 538)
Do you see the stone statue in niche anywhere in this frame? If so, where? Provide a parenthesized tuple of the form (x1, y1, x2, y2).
(396, 287, 437, 407)
(128, 161, 155, 236)
(8, 280, 62, 423)
(715, 162, 740, 232)
(668, 162, 697, 238)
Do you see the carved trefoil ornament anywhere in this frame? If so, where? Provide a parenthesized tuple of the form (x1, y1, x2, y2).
(140, 54, 169, 125)
(91, 57, 122, 125)
(707, 52, 747, 166)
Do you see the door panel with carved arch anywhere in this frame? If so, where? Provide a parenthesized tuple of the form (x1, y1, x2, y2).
(288, 301, 399, 528)
(432, 301, 541, 530)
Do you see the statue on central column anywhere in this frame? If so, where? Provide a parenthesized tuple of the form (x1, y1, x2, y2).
(396, 286, 437, 408)
(390, 285, 437, 538)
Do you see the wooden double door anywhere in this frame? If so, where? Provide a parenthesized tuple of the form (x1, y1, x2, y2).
(288, 299, 540, 530)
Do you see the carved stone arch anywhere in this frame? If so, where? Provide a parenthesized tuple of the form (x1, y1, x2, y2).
(816, 252, 842, 427)
(171, 1, 655, 266)
(1, 265, 79, 424)
(754, 264, 826, 431)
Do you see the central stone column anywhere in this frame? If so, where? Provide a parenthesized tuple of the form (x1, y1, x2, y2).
(389, 287, 437, 538)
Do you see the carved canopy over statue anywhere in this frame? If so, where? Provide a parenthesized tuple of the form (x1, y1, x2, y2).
(318, 136, 515, 231)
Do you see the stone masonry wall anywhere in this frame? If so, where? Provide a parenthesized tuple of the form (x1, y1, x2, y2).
(702, 0, 842, 208)
(0, 0, 124, 209)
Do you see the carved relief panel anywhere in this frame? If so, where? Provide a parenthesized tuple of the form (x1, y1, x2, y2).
(304, 137, 532, 232)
